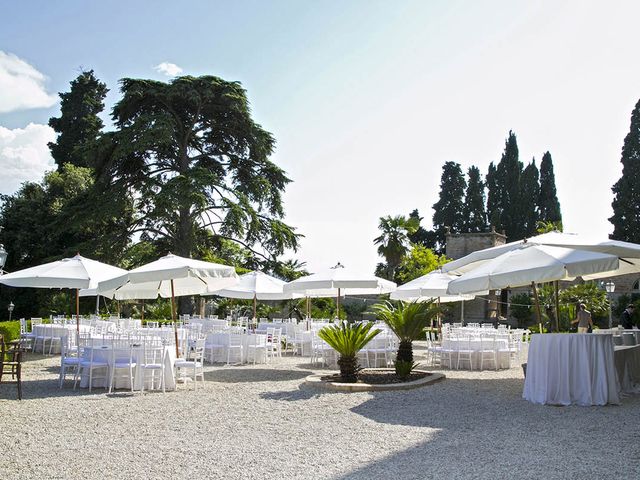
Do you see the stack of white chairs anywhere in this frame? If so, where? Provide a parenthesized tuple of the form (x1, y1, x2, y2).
(175, 338, 205, 390)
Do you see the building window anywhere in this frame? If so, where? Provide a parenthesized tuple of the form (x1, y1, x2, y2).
(633, 279, 640, 291)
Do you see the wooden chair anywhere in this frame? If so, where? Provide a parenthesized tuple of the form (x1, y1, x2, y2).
(0, 334, 23, 400)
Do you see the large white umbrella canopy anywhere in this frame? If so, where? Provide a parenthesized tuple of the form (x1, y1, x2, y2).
(206, 271, 300, 300)
(447, 244, 619, 295)
(443, 231, 640, 277)
(391, 270, 477, 303)
(283, 263, 396, 318)
(0, 254, 127, 332)
(98, 253, 238, 357)
(97, 253, 238, 300)
(205, 270, 302, 320)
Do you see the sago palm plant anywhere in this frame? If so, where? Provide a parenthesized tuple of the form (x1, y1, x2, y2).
(318, 321, 381, 383)
(372, 300, 437, 368)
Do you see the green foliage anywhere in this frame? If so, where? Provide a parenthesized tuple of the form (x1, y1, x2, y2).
(394, 360, 419, 379)
(538, 152, 562, 226)
(318, 321, 381, 382)
(614, 294, 640, 325)
(461, 166, 487, 233)
(407, 209, 436, 248)
(372, 300, 438, 363)
(0, 321, 21, 343)
(536, 221, 563, 234)
(610, 98, 640, 242)
(374, 215, 418, 280)
(48, 69, 108, 169)
(509, 292, 532, 327)
(144, 300, 173, 320)
(521, 160, 540, 238)
(432, 161, 466, 252)
(394, 244, 449, 284)
(95, 75, 300, 262)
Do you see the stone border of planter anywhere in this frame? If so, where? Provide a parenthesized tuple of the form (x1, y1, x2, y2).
(303, 369, 445, 392)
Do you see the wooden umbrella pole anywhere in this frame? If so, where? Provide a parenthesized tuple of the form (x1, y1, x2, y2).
(253, 294, 257, 321)
(141, 299, 145, 322)
(554, 280, 560, 332)
(76, 288, 80, 335)
(171, 279, 179, 358)
(531, 282, 543, 329)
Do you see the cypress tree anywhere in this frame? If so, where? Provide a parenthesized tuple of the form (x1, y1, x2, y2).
(521, 159, 540, 238)
(538, 151, 562, 225)
(497, 131, 524, 240)
(48, 70, 108, 169)
(610, 99, 640, 242)
(486, 162, 500, 229)
(462, 165, 487, 232)
(432, 161, 466, 252)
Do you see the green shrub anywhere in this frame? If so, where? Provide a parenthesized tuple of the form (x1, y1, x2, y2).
(394, 360, 419, 380)
(0, 321, 21, 343)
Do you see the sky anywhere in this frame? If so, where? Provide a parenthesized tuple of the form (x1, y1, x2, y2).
(1, 0, 639, 275)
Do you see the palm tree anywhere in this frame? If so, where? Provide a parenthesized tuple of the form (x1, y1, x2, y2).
(373, 215, 418, 280)
(372, 300, 437, 366)
(318, 322, 381, 382)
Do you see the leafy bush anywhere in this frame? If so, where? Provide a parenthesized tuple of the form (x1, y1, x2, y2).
(0, 321, 21, 343)
(509, 293, 532, 327)
(394, 360, 419, 380)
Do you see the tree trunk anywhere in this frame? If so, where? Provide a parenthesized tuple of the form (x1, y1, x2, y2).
(337, 354, 359, 383)
(396, 339, 413, 363)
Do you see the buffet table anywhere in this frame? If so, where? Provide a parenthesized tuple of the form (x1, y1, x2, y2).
(614, 344, 640, 394)
(523, 334, 620, 406)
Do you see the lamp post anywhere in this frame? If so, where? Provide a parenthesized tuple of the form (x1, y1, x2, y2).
(604, 280, 615, 329)
(8, 301, 14, 321)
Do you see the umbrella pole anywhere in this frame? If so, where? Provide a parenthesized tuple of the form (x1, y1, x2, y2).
(171, 279, 179, 358)
(461, 300, 465, 322)
(336, 288, 341, 320)
(531, 282, 543, 329)
(76, 288, 80, 336)
(141, 299, 145, 322)
(253, 294, 257, 321)
(95, 295, 99, 316)
(554, 280, 560, 332)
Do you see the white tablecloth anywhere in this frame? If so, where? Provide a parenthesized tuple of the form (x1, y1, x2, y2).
(257, 322, 297, 338)
(614, 345, 640, 394)
(441, 337, 511, 370)
(32, 325, 91, 354)
(205, 333, 267, 364)
(78, 345, 176, 391)
(523, 334, 620, 406)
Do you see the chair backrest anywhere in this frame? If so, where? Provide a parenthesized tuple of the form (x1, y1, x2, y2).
(228, 334, 243, 347)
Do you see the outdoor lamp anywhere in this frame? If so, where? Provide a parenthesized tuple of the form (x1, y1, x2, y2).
(604, 281, 615, 329)
(8, 301, 15, 321)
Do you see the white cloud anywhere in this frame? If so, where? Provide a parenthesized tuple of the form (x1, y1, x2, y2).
(0, 123, 56, 195)
(154, 62, 183, 77)
(0, 51, 57, 113)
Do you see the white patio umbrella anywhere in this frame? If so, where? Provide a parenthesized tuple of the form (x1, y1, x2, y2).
(0, 254, 127, 334)
(283, 263, 396, 318)
(391, 270, 479, 322)
(97, 253, 238, 356)
(205, 270, 302, 319)
(446, 244, 620, 325)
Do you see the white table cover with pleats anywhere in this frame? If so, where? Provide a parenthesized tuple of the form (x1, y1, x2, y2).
(523, 333, 620, 406)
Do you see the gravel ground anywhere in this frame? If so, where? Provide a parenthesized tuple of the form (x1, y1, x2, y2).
(1, 343, 639, 480)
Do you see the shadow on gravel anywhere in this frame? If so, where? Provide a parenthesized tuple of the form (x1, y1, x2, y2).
(259, 383, 340, 402)
(204, 368, 313, 384)
(0, 377, 110, 401)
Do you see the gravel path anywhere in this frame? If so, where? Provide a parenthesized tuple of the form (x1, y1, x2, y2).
(1, 344, 639, 479)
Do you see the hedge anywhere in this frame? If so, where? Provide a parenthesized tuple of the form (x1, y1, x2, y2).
(0, 320, 21, 343)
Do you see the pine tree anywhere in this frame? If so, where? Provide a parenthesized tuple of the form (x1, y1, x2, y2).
(48, 70, 108, 169)
(538, 151, 562, 226)
(486, 162, 500, 228)
(462, 166, 487, 232)
(520, 159, 540, 238)
(432, 161, 466, 252)
(610, 99, 640, 242)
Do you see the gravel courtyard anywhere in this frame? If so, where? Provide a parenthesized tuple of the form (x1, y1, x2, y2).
(2, 344, 639, 480)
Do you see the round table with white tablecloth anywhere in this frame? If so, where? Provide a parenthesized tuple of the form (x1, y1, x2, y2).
(440, 336, 511, 370)
(204, 332, 268, 364)
(32, 324, 92, 354)
(78, 343, 176, 391)
(523, 333, 620, 406)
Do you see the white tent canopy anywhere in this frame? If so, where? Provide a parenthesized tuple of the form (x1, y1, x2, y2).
(97, 253, 238, 300)
(283, 263, 396, 317)
(443, 231, 640, 277)
(0, 254, 126, 290)
(390, 270, 478, 303)
(447, 244, 620, 295)
(206, 271, 301, 300)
